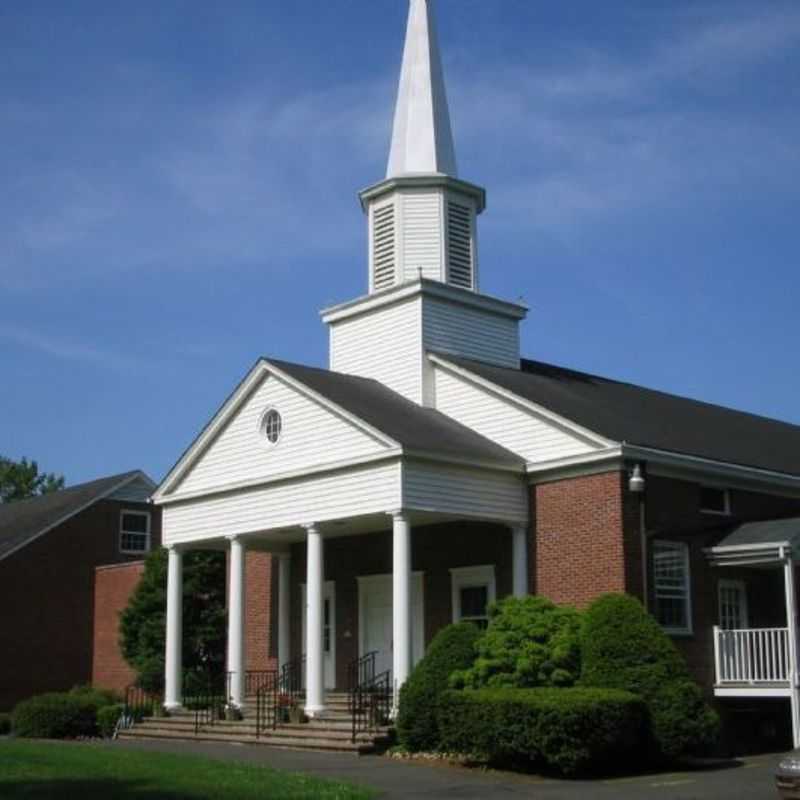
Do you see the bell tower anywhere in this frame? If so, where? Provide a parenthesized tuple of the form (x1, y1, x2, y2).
(322, 0, 527, 406)
(360, 0, 486, 294)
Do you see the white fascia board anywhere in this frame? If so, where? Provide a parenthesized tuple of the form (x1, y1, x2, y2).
(429, 353, 614, 450)
(154, 360, 401, 501)
(321, 278, 527, 325)
(0, 471, 152, 564)
(621, 444, 800, 496)
(526, 447, 625, 481)
(156, 451, 403, 508)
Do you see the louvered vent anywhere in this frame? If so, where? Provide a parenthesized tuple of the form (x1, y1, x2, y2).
(372, 204, 396, 291)
(447, 201, 473, 289)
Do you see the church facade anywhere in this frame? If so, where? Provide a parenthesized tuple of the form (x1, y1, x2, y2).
(152, 0, 800, 750)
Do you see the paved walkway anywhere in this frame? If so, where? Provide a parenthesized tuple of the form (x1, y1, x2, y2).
(109, 738, 783, 799)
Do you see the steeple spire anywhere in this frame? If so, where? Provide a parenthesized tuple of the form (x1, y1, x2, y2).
(387, 0, 457, 179)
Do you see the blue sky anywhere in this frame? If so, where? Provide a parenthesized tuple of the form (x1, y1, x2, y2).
(2, 1, 799, 486)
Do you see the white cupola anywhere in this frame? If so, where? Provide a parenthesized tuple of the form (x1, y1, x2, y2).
(359, 0, 486, 294)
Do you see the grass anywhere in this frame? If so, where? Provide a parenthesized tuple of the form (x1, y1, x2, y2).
(0, 739, 376, 799)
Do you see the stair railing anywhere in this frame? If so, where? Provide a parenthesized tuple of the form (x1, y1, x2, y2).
(121, 685, 163, 730)
(348, 652, 391, 743)
(193, 672, 230, 735)
(256, 655, 306, 739)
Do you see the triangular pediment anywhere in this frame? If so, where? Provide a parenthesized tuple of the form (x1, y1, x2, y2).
(156, 361, 398, 500)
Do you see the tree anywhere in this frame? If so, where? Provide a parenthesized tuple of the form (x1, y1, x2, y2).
(119, 548, 227, 692)
(0, 456, 64, 503)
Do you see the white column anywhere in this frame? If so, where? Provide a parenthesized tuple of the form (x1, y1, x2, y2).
(784, 551, 800, 747)
(512, 525, 529, 597)
(392, 510, 412, 714)
(164, 546, 183, 710)
(277, 554, 291, 669)
(227, 535, 247, 709)
(304, 524, 326, 717)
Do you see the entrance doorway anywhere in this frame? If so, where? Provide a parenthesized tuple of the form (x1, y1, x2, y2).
(357, 573, 424, 678)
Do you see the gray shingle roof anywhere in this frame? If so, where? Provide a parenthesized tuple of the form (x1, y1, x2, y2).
(716, 517, 800, 548)
(268, 359, 524, 470)
(439, 355, 800, 477)
(0, 470, 147, 561)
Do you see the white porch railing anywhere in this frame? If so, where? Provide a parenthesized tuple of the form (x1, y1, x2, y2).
(714, 626, 791, 684)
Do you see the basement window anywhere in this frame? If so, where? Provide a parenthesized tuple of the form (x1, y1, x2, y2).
(700, 486, 730, 516)
(653, 540, 692, 635)
(120, 511, 151, 554)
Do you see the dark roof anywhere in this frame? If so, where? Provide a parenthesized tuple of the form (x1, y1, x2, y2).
(439, 355, 800, 477)
(716, 517, 800, 549)
(268, 359, 523, 469)
(0, 471, 146, 561)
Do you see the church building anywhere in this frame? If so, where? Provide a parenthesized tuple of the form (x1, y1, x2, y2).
(148, 0, 800, 752)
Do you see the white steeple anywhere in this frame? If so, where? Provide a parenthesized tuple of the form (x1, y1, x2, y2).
(387, 0, 458, 179)
(358, 0, 486, 296)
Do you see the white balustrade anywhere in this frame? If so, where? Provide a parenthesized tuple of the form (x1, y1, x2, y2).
(714, 626, 790, 684)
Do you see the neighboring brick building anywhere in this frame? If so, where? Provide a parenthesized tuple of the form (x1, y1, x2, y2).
(0, 470, 159, 710)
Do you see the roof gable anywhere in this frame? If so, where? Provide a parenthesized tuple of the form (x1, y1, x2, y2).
(442, 354, 800, 477)
(0, 470, 155, 562)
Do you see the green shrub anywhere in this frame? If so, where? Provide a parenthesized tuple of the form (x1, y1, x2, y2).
(68, 685, 119, 707)
(97, 704, 125, 738)
(12, 693, 97, 739)
(450, 596, 581, 690)
(437, 687, 647, 777)
(0, 712, 11, 735)
(396, 623, 482, 752)
(580, 593, 719, 760)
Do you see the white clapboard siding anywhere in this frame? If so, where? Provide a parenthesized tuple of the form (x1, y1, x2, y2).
(109, 476, 153, 503)
(330, 296, 423, 403)
(163, 461, 401, 545)
(404, 460, 528, 523)
(176, 373, 388, 496)
(402, 192, 443, 283)
(422, 295, 519, 368)
(433, 366, 598, 464)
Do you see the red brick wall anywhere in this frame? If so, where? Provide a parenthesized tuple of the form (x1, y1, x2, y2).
(92, 561, 144, 694)
(533, 471, 639, 608)
(0, 499, 161, 710)
(245, 551, 276, 672)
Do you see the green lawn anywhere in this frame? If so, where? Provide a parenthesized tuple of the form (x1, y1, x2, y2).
(0, 740, 376, 799)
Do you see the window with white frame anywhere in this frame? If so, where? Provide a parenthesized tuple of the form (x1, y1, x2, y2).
(120, 511, 151, 554)
(653, 540, 692, 634)
(699, 486, 730, 515)
(450, 565, 496, 628)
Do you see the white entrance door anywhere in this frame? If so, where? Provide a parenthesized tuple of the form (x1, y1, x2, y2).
(719, 579, 749, 629)
(358, 573, 424, 678)
(719, 579, 749, 680)
(301, 581, 336, 689)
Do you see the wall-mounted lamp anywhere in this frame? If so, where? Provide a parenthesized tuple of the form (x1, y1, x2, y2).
(629, 463, 646, 493)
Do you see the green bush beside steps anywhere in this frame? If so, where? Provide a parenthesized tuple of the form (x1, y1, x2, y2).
(437, 687, 647, 777)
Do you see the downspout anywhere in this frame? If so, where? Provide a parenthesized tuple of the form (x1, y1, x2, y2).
(628, 463, 648, 609)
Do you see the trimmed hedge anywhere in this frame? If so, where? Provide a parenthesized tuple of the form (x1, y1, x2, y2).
(396, 623, 482, 752)
(13, 687, 117, 739)
(97, 703, 125, 738)
(13, 694, 98, 739)
(437, 687, 647, 777)
(580, 593, 719, 760)
(0, 713, 11, 735)
(451, 596, 581, 690)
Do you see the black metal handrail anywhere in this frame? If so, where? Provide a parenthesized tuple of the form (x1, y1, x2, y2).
(122, 685, 163, 729)
(193, 673, 230, 735)
(350, 669, 392, 744)
(255, 655, 306, 739)
(347, 651, 377, 714)
(245, 670, 275, 696)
